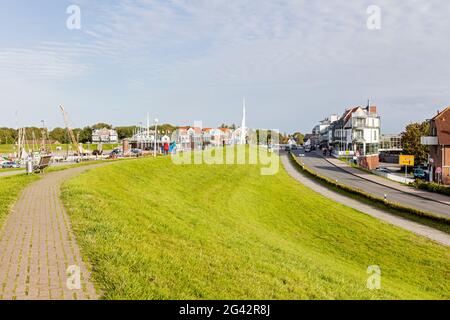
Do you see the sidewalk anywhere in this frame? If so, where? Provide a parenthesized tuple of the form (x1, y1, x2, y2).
(0, 170, 24, 178)
(326, 157, 450, 206)
(0, 165, 103, 300)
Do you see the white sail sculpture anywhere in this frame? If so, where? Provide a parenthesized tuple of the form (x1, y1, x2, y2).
(239, 98, 247, 145)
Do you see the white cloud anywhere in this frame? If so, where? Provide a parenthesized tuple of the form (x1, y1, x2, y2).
(1, 0, 449, 130)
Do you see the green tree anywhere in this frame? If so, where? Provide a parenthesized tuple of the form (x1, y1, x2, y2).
(293, 132, 305, 144)
(0, 128, 17, 144)
(92, 123, 112, 130)
(49, 127, 69, 144)
(401, 121, 430, 165)
(78, 126, 93, 143)
(115, 126, 138, 140)
(159, 124, 177, 135)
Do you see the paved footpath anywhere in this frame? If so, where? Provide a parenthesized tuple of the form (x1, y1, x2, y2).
(0, 170, 25, 178)
(0, 165, 104, 300)
(281, 155, 450, 247)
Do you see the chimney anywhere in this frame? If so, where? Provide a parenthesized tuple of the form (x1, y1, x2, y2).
(369, 106, 377, 114)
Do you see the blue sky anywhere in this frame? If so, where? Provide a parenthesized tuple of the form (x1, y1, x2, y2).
(0, 0, 449, 133)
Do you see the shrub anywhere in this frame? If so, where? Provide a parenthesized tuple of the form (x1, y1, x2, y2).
(289, 153, 449, 224)
(413, 180, 450, 196)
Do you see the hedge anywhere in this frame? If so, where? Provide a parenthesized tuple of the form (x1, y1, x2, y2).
(413, 180, 450, 196)
(289, 153, 450, 225)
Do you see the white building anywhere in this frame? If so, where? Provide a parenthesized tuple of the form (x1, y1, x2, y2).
(92, 128, 118, 143)
(330, 106, 380, 156)
(316, 115, 339, 147)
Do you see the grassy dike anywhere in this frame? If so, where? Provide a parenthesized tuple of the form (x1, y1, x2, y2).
(0, 159, 126, 229)
(60, 152, 449, 300)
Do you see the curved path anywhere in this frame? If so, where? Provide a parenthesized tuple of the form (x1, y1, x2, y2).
(0, 165, 105, 300)
(281, 155, 450, 247)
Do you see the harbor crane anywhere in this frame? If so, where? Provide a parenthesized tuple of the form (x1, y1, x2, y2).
(59, 105, 84, 156)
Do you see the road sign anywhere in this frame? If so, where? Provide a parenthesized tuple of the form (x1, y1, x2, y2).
(436, 167, 442, 174)
(399, 155, 415, 166)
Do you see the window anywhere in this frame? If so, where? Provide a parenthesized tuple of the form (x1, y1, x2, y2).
(366, 143, 379, 155)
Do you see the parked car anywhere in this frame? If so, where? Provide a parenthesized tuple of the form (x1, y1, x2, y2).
(109, 148, 123, 158)
(413, 167, 429, 180)
(284, 145, 291, 151)
(131, 148, 143, 156)
(290, 145, 297, 150)
(377, 167, 392, 174)
(2, 161, 20, 169)
(304, 145, 311, 153)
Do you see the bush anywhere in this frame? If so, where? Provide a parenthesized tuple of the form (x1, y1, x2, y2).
(289, 153, 449, 224)
(414, 180, 450, 196)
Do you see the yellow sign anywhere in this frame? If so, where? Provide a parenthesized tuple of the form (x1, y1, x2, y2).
(399, 155, 415, 166)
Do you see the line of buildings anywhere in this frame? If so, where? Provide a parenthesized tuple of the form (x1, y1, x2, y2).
(126, 125, 249, 152)
(126, 105, 248, 152)
(92, 128, 119, 143)
(306, 105, 402, 170)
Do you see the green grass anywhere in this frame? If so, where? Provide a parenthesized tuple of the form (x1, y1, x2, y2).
(0, 167, 24, 172)
(0, 159, 127, 229)
(0, 144, 14, 154)
(0, 174, 39, 227)
(0, 143, 119, 155)
(61, 154, 450, 300)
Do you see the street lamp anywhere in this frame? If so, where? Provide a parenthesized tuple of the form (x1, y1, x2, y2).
(154, 118, 159, 157)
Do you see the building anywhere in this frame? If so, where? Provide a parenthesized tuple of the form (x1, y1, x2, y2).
(304, 133, 319, 148)
(173, 127, 203, 151)
(422, 107, 450, 185)
(379, 134, 403, 164)
(316, 115, 338, 148)
(92, 128, 118, 143)
(330, 106, 380, 154)
(380, 134, 402, 151)
(327, 105, 380, 169)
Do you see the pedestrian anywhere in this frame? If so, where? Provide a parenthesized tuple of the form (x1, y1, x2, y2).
(164, 142, 169, 155)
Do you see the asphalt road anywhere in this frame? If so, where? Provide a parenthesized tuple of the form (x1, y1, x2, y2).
(291, 148, 450, 219)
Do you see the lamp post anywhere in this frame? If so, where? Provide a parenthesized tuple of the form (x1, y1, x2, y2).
(154, 118, 159, 157)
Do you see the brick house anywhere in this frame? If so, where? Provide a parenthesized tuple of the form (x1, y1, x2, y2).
(422, 107, 450, 185)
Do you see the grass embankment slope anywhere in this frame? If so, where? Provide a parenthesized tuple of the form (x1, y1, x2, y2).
(0, 159, 123, 229)
(61, 155, 449, 300)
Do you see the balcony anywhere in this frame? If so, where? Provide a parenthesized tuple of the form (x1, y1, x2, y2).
(421, 136, 438, 145)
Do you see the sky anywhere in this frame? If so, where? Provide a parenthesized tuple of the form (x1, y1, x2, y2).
(0, 0, 449, 134)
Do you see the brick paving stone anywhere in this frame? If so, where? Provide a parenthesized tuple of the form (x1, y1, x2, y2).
(0, 164, 105, 300)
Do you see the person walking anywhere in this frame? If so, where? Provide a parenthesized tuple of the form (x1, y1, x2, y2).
(164, 142, 169, 155)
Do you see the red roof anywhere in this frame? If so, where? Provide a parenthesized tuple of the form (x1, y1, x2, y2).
(342, 106, 362, 123)
(433, 107, 450, 145)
